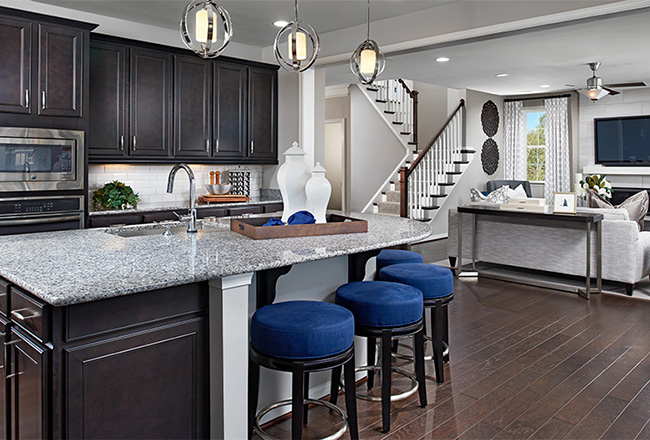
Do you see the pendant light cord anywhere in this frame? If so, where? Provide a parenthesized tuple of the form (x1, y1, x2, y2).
(294, 0, 299, 22)
(366, 0, 370, 41)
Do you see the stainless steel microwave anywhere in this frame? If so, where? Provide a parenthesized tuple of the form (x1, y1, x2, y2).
(0, 127, 84, 192)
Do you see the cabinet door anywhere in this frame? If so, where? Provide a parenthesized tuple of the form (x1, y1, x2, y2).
(37, 24, 83, 117)
(0, 17, 31, 114)
(9, 328, 48, 440)
(174, 54, 211, 158)
(129, 48, 172, 157)
(0, 319, 7, 440)
(88, 41, 127, 157)
(65, 318, 207, 439)
(214, 62, 247, 159)
(248, 67, 277, 162)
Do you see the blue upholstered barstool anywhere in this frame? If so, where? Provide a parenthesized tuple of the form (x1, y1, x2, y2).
(376, 249, 424, 273)
(333, 281, 427, 433)
(248, 301, 359, 440)
(378, 263, 454, 384)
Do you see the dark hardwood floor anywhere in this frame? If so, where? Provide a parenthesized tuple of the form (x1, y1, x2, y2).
(257, 241, 650, 439)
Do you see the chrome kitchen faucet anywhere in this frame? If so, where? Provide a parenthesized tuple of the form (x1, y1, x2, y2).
(167, 163, 197, 233)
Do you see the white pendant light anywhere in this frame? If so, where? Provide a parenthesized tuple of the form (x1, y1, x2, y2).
(350, 0, 385, 85)
(181, 0, 232, 59)
(273, 0, 320, 73)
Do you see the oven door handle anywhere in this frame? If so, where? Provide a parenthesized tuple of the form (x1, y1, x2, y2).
(0, 214, 81, 226)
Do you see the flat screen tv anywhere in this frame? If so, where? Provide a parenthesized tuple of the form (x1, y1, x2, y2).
(595, 115, 650, 165)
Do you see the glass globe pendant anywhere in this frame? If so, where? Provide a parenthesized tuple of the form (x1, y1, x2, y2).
(274, 0, 320, 73)
(181, 0, 233, 59)
(350, 0, 385, 85)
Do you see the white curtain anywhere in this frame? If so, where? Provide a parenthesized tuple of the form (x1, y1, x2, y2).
(544, 97, 570, 204)
(503, 101, 525, 180)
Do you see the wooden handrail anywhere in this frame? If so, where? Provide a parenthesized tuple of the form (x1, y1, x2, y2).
(405, 99, 464, 177)
(397, 78, 419, 148)
(397, 78, 414, 97)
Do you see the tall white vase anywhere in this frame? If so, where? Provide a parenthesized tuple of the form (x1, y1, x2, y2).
(277, 142, 311, 222)
(305, 162, 332, 224)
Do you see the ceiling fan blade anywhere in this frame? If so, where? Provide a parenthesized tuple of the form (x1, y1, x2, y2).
(605, 82, 647, 88)
(602, 86, 620, 96)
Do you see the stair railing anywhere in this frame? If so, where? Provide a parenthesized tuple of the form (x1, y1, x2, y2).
(399, 99, 465, 219)
(372, 79, 419, 147)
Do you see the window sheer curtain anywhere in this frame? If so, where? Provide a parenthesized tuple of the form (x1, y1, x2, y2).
(544, 97, 570, 204)
(503, 101, 525, 180)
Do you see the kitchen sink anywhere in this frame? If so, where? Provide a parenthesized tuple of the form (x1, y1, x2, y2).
(107, 222, 203, 238)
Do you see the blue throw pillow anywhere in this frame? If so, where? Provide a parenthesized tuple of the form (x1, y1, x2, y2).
(262, 218, 284, 227)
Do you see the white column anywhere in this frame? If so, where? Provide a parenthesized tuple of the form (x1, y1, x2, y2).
(209, 273, 254, 440)
(299, 68, 327, 168)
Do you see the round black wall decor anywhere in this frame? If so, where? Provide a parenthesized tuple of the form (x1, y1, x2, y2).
(481, 138, 499, 175)
(481, 100, 499, 137)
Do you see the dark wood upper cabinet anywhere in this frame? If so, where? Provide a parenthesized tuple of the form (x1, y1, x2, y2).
(37, 24, 83, 117)
(0, 17, 31, 114)
(174, 54, 212, 158)
(129, 47, 172, 157)
(213, 61, 247, 159)
(248, 66, 277, 161)
(88, 40, 127, 156)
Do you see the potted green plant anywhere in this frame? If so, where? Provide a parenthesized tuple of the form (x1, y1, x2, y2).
(93, 180, 140, 210)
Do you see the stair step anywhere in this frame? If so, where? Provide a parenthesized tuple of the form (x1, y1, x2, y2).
(413, 218, 432, 222)
(382, 190, 401, 203)
(376, 201, 400, 216)
(439, 183, 454, 186)
(428, 194, 448, 198)
(367, 87, 379, 92)
(446, 171, 462, 175)
(393, 121, 404, 125)
(460, 149, 476, 154)
(384, 110, 395, 115)
(453, 161, 469, 165)
(421, 206, 441, 210)
(400, 131, 411, 135)
(375, 99, 387, 103)
(408, 142, 417, 146)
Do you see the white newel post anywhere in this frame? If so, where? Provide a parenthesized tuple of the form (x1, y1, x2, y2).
(209, 273, 254, 440)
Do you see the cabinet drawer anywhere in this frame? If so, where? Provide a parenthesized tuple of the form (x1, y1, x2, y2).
(0, 278, 9, 319)
(10, 287, 49, 343)
(227, 205, 264, 216)
(88, 213, 144, 228)
(197, 207, 227, 219)
(263, 202, 283, 213)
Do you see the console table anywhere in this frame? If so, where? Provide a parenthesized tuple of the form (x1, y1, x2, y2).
(456, 206, 604, 299)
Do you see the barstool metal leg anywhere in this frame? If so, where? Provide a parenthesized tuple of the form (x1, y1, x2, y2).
(248, 357, 260, 440)
(303, 372, 310, 426)
(329, 366, 342, 405)
(432, 300, 445, 384)
(381, 329, 393, 433)
(367, 336, 376, 389)
(413, 328, 427, 407)
(443, 304, 450, 362)
(343, 351, 360, 440)
(292, 362, 305, 440)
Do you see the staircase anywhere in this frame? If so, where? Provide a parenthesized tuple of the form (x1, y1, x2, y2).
(361, 79, 472, 222)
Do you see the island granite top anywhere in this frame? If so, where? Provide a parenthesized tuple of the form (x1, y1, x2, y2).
(0, 213, 431, 306)
(88, 196, 282, 216)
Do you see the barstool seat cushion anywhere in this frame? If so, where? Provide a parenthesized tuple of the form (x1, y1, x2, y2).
(251, 301, 354, 360)
(376, 249, 423, 272)
(335, 281, 423, 328)
(378, 263, 453, 299)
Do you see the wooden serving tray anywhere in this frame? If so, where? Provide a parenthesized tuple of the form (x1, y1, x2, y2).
(199, 194, 250, 203)
(230, 214, 368, 240)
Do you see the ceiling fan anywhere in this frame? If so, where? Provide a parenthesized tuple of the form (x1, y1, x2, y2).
(566, 62, 646, 102)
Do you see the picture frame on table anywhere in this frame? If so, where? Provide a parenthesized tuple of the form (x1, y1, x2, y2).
(553, 192, 577, 214)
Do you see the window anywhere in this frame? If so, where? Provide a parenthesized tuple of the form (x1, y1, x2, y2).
(526, 110, 546, 182)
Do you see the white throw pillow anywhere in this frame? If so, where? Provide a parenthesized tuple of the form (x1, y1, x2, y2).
(505, 184, 528, 199)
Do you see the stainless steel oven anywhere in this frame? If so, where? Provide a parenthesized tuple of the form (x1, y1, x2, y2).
(0, 127, 84, 192)
(0, 195, 84, 235)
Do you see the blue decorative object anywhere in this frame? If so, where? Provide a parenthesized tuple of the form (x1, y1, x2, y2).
(335, 281, 423, 327)
(287, 210, 316, 225)
(379, 263, 453, 299)
(262, 218, 284, 227)
(251, 301, 354, 359)
(376, 249, 423, 272)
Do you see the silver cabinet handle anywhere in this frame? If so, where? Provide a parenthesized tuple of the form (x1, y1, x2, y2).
(25, 89, 29, 108)
(132, 136, 137, 150)
(120, 135, 124, 151)
(41, 91, 46, 109)
(6, 371, 23, 379)
(251, 141, 255, 154)
(215, 139, 219, 152)
(205, 139, 210, 153)
(11, 309, 38, 321)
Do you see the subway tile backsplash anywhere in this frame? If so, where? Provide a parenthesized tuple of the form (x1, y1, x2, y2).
(88, 164, 263, 209)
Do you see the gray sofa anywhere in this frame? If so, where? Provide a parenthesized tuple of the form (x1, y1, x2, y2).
(448, 203, 650, 294)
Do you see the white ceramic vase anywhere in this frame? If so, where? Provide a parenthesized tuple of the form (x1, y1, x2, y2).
(277, 142, 311, 222)
(305, 162, 332, 224)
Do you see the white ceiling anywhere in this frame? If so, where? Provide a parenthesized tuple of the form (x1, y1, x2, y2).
(30, 0, 650, 96)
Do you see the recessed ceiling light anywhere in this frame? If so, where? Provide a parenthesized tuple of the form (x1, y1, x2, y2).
(435, 57, 450, 63)
(540, 84, 551, 88)
(273, 20, 289, 27)
(495, 73, 509, 77)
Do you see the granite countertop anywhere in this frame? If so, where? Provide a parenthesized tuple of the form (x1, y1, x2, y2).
(88, 196, 283, 216)
(0, 213, 431, 307)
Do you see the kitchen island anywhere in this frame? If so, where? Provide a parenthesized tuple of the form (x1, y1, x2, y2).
(0, 213, 430, 439)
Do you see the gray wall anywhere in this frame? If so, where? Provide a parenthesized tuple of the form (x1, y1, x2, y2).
(414, 82, 450, 147)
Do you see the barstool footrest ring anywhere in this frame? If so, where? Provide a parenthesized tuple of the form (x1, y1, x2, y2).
(341, 365, 419, 402)
(390, 339, 449, 362)
(254, 398, 348, 440)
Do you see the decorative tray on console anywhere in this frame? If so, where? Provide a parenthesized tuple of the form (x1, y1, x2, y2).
(230, 214, 368, 240)
(199, 194, 250, 203)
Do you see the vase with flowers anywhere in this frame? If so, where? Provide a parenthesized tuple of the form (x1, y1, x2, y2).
(580, 174, 612, 206)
